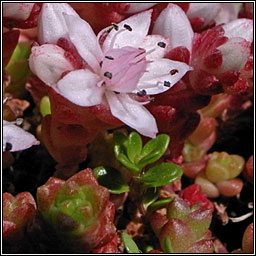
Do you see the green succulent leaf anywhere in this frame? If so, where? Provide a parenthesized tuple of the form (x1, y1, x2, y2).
(121, 232, 141, 253)
(127, 132, 142, 163)
(140, 162, 183, 188)
(147, 198, 173, 213)
(137, 134, 170, 169)
(93, 166, 129, 194)
(164, 236, 174, 253)
(142, 187, 158, 210)
(114, 132, 140, 172)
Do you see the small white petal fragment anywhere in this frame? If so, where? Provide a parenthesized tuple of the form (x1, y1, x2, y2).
(3, 121, 40, 152)
(217, 37, 250, 73)
(105, 92, 158, 138)
(222, 18, 253, 42)
(102, 10, 152, 52)
(38, 3, 79, 44)
(136, 59, 192, 95)
(187, 3, 221, 27)
(29, 44, 74, 86)
(140, 35, 170, 61)
(64, 13, 103, 72)
(124, 3, 157, 14)
(3, 3, 35, 20)
(56, 69, 104, 107)
(215, 3, 240, 25)
(153, 4, 194, 52)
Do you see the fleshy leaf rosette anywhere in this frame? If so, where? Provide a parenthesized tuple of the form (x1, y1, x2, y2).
(3, 192, 37, 243)
(149, 197, 213, 253)
(36, 168, 116, 252)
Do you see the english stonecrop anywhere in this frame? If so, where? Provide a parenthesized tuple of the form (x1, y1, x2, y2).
(29, 3, 191, 138)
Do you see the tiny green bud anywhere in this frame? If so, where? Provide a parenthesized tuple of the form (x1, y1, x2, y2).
(40, 96, 51, 117)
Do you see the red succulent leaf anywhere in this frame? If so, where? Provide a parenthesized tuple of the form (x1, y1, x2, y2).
(159, 218, 197, 253)
(186, 239, 214, 253)
(215, 178, 243, 197)
(148, 249, 164, 253)
(179, 184, 214, 210)
(242, 223, 253, 253)
(3, 30, 20, 67)
(149, 212, 168, 237)
(3, 192, 36, 242)
(244, 155, 253, 183)
(92, 234, 119, 253)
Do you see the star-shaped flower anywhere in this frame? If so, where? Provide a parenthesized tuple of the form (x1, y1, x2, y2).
(29, 3, 191, 138)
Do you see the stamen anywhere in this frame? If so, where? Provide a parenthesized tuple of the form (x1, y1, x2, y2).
(137, 90, 147, 97)
(109, 28, 126, 49)
(112, 23, 119, 31)
(105, 56, 114, 60)
(130, 48, 155, 64)
(124, 24, 132, 31)
(99, 61, 103, 67)
(96, 80, 105, 87)
(157, 42, 166, 48)
(170, 69, 179, 75)
(164, 81, 171, 87)
(5, 142, 12, 151)
(104, 72, 112, 79)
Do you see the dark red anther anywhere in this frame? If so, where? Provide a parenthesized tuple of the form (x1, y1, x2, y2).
(170, 69, 179, 75)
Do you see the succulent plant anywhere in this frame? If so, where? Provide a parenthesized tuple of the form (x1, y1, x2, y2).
(36, 168, 116, 252)
(149, 196, 213, 253)
(3, 192, 37, 243)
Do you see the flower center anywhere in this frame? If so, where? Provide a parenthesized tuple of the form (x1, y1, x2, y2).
(97, 46, 148, 92)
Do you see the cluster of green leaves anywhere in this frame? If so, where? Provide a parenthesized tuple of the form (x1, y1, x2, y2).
(93, 132, 183, 214)
(113, 132, 182, 188)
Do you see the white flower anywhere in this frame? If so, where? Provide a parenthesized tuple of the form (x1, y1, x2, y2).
(29, 3, 192, 138)
(3, 120, 40, 152)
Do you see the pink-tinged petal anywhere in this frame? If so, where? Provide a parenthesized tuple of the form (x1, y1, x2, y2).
(123, 3, 157, 14)
(136, 59, 192, 95)
(63, 13, 103, 72)
(140, 35, 170, 61)
(153, 4, 193, 52)
(102, 10, 152, 52)
(101, 47, 148, 93)
(56, 69, 104, 107)
(109, 60, 147, 93)
(3, 3, 35, 20)
(3, 121, 40, 152)
(38, 3, 79, 44)
(105, 92, 158, 138)
(222, 18, 253, 42)
(187, 3, 221, 27)
(215, 3, 239, 25)
(29, 44, 74, 86)
(217, 37, 250, 73)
